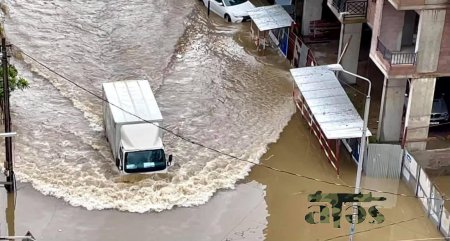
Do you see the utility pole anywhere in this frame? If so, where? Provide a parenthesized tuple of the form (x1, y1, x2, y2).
(326, 64, 372, 241)
(2, 37, 14, 192)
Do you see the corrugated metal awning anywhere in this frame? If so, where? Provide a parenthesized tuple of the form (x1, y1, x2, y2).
(290, 66, 372, 139)
(248, 5, 293, 31)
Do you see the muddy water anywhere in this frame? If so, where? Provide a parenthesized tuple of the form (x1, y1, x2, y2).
(246, 113, 443, 240)
(431, 175, 450, 210)
(0, 0, 444, 240)
(4, 0, 294, 213)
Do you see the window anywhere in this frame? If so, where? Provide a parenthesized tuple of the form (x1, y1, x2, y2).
(223, 0, 248, 6)
(124, 149, 166, 173)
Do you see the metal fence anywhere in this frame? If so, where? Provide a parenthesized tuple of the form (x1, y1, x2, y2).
(401, 151, 450, 238)
(376, 38, 417, 65)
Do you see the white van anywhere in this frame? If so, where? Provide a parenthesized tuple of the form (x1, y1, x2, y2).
(102, 80, 172, 174)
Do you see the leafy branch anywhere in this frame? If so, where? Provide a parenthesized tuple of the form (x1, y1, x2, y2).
(0, 64, 29, 99)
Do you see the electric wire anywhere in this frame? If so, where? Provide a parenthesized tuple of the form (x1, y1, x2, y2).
(395, 237, 450, 241)
(323, 215, 426, 241)
(337, 78, 368, 97)
(14, 46, 450, 202)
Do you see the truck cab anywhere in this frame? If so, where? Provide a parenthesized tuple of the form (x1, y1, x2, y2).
(116, 123, 172, 174)
(102, 80, 172, 175)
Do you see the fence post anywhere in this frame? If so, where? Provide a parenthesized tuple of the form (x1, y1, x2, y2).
(415, 167, 420, 196)
(428, 185, 433, 217)
(438, 195, 444, 231)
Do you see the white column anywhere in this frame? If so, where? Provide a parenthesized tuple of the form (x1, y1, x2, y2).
(377, 78, 407, 142)
(301, 0, 322, 36)
(416, 9, 446, 73)
(405, 78, 436, 151)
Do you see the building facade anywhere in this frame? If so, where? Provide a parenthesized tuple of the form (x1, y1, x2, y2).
(368, 0, 450, 151)
(295, 0, 450, 151)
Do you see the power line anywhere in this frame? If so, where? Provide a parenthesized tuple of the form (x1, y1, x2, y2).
(338, 78, 368, 97)
(14, 46, 450, 202)
(323, 215, 426, 241)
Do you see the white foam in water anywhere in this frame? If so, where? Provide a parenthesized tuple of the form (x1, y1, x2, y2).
(5, 0, 296, 212)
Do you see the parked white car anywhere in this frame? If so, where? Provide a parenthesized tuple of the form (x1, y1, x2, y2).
(201, 0, 256, 23)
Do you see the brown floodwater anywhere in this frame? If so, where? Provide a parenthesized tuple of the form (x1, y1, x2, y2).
(246, 112, 443, 241)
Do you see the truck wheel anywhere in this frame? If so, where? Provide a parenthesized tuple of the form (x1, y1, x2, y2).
(116, 158, 120, 169)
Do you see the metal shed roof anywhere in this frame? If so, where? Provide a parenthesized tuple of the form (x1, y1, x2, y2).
(248, 5, 293, 31)
(102, 80, 163, 124)
(290, 66, 372, 139)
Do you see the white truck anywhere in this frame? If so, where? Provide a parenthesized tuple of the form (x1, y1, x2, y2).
(102, 80, 172, 174)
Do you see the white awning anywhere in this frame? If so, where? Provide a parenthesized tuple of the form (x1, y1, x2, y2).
(290, 66, 372, 139)
(248, 5, 293, 31)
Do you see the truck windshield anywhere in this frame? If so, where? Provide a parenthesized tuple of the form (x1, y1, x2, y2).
(124, 149, 166, 173)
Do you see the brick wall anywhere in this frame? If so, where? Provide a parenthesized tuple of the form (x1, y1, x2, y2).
(379, 3, 405, 51)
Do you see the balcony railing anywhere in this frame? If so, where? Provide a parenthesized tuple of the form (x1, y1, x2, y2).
(376, 38, 417, 65)
(331, 0, 368, 19)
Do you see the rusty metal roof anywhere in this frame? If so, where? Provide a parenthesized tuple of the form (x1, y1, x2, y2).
(248, 5, 293, 31)
(290, 66, 372, 139)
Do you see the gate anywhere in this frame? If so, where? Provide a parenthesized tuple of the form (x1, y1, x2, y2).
(364, 144, 403, 178)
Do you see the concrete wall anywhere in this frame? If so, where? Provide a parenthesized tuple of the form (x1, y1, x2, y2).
(377, 78, 407, 142)
(301, 0, 322, 36)
(438, 10, 450, 74)
(379, 3, 405, 51)
(416, 9, 446, 73)
(405, 78, 436, 151)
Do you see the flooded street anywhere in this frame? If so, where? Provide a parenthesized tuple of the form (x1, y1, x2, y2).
(246, 113, 443, 240)
(0, 0, 444, 240)
(5, 0, 293, 212)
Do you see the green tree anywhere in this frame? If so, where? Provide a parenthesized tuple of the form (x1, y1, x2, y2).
(0, 64, 29, 99)
(0, 64, 29, 120)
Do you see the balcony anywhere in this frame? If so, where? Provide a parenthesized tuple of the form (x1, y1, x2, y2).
(388, 0, 450, 10)
(376, 38, 417, 65)
(328, 0, 368, 23)
(371, 38, 417, 78)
